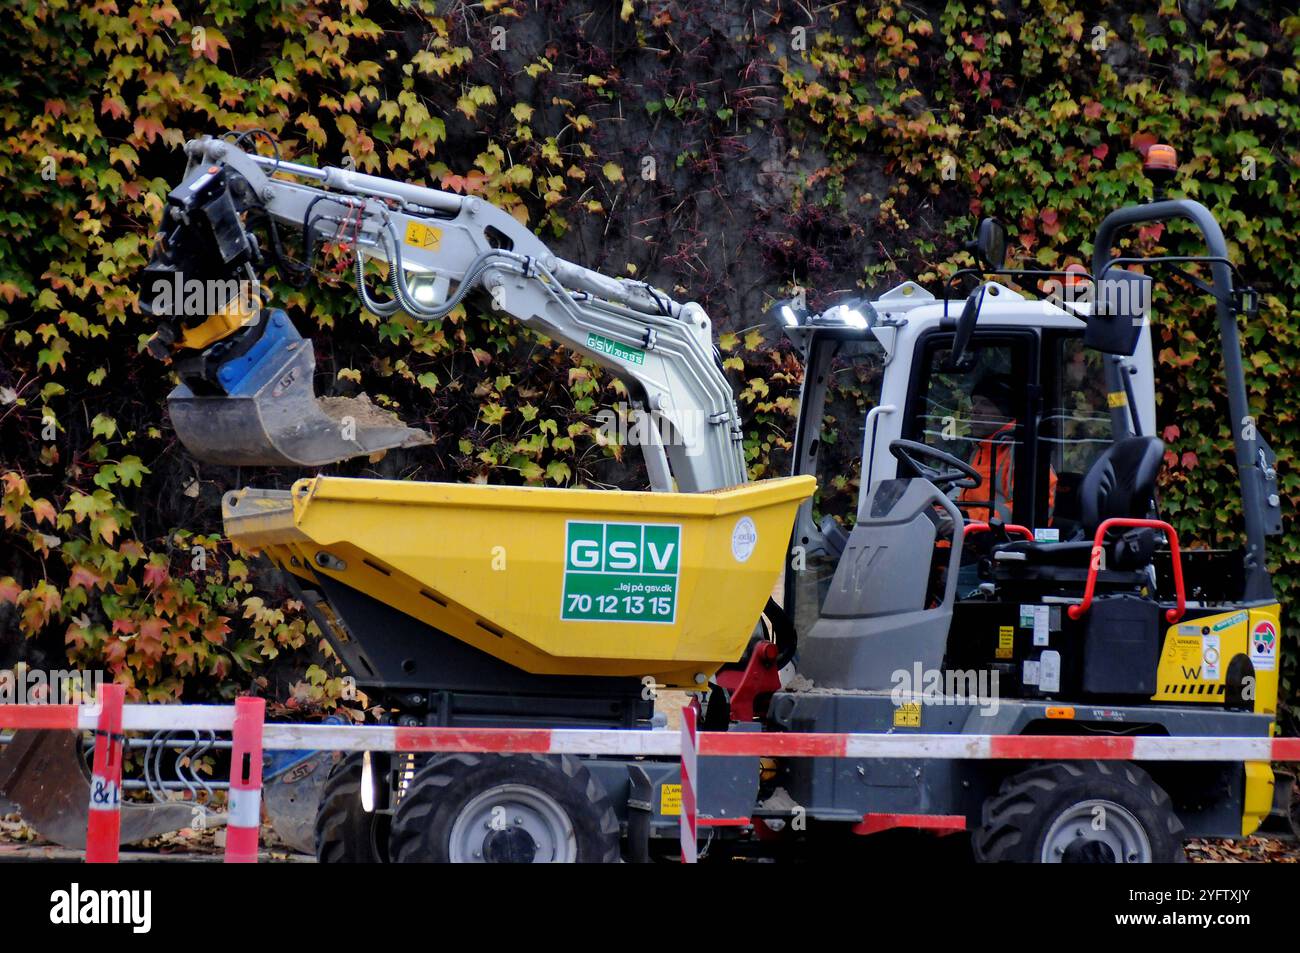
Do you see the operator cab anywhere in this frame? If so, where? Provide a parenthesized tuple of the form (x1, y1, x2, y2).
(778, 273, 1157, 640)
(775, 185, 1276, 707)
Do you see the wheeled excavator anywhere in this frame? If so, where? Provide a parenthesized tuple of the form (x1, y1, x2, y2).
(74, 134, 1294, 861)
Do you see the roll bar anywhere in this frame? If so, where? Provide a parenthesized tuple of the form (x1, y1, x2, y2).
(1092, 198, 1273, 602)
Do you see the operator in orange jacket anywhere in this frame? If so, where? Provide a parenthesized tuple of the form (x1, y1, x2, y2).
(958, 372, 1055, 524)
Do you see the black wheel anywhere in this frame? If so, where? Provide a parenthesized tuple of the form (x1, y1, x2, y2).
(314, 753, 391, 863)
(973, 761, 1185, 863)
(389, 754, 620, 863)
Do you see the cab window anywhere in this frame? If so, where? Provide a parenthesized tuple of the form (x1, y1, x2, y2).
(1037, 334, 1115, 537)
(907, 336, 1033, 526)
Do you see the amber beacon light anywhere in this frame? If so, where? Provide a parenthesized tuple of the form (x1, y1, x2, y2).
(1144, 142, 1178, 173)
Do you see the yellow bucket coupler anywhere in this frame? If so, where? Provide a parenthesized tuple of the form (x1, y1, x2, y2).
(223, 475, 815, 687)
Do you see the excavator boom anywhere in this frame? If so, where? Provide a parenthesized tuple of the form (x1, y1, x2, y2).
(142, 135, 747, 491)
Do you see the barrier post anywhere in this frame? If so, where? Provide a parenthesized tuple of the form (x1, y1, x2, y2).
(225, 695, 266, 863)
(680, 703, 697, 864)
(85, 683, 125, 863)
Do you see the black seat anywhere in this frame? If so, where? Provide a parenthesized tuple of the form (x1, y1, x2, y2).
(1077, 435, 1165, 536)
(991, 436, 1164, 575)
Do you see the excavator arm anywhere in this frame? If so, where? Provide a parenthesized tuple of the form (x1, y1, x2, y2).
(140, 134, 747, 491)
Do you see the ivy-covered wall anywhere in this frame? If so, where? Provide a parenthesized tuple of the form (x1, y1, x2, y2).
(1, 1, 1296, 712)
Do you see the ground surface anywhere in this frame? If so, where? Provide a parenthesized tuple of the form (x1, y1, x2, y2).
(1, 809, 1295, 863)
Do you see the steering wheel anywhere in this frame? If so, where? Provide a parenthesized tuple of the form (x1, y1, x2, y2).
(889, 439, 983, 490)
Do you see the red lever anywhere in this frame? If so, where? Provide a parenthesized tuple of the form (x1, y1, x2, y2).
(963, 521, 1035, 542)
(1066, 517, 1186, 624)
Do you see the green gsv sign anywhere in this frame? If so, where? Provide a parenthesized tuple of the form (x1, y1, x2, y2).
(585, 332, 646, 366)
(562, 521, 680, 623)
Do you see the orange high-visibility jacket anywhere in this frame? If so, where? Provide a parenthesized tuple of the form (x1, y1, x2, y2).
(958, 422, 1057, 523)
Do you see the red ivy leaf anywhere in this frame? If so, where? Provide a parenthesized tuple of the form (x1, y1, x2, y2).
(142, 559, 170, 589)
(132, 116, 166, 144)
(68, 564, 106, 591)
(100, 95, 127, 121)
(1131, 132, 1159, 156)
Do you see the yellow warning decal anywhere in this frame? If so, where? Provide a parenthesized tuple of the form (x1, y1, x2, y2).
(1107, 391, 1128, 408)
(660, 783, 681, 816)
(893, 702, 922, 727)
(404, 221, 442, 251)
(996, 625, 1015, 659)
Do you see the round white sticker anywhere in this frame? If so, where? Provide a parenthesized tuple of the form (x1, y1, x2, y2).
(731, 516, 758, 562)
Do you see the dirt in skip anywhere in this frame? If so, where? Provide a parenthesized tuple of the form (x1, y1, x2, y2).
(317, 394, 412, 428)
(656, 690, 694, 731)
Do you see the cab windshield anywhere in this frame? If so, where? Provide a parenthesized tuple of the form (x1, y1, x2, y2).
(786, 336, 886, 637)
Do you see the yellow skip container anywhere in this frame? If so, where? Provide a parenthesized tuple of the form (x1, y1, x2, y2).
(223, 475, 815, 686)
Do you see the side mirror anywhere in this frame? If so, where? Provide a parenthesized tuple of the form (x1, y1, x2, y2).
(967, 218, 1008, 271)
(948, 284, 986, 368)
(1086, 268, 1151, 356)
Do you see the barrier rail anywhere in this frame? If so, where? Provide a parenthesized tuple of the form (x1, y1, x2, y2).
(1, 702, 1295, 863)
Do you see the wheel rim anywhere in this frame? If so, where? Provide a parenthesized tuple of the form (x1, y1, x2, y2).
(1040, 799, 1152, 863)
(447, 784, 577, 863)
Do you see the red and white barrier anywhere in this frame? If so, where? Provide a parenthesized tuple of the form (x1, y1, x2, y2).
(225, 696, 265, 864)
(680, 703, 698, 864)
(248, 722, 1300, 762)
(84, 684, 124, 864)
(0, 704, 83, 730)
(1, 699, 1297, 864)
(7, 705, 1290, 763)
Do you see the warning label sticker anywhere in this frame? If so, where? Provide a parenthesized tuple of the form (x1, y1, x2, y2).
(996, 625, 1015, 659)
(403, 221, 442, 251)
(893, 702, 922, 727)
(1251, 619, 1278, 672)
(1165, 634, 1201, 670)
(561, 521, 680, 624)
(660, 783, 681, 816)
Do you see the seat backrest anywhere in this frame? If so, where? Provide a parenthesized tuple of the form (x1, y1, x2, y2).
(1079, 436, 1164, 535)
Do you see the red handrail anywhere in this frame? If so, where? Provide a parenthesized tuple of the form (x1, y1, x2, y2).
(1066, 517, 1186, 623)
(963, 521, 1035, 542)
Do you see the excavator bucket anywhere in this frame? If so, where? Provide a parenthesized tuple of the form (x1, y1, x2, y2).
(0, 731, 195, 849)
(167, 311, 432, 468)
